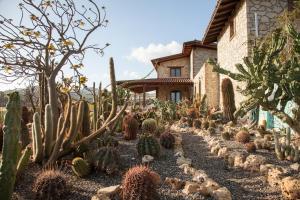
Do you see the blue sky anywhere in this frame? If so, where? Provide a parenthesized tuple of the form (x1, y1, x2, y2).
(0, 0, 216, 90)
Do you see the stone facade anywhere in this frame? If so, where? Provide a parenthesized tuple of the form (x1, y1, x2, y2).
(217, 0, 291, 107)
(156, 56, 190, 78)
(193, 62, 220, 109)
(157, 85, 191, 101)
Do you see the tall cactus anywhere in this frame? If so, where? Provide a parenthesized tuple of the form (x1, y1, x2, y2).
(0, 92, 21, 200)
(44, 104, 53, 158)
(221, 78, 236, 122)
(32, 112, 43, 163)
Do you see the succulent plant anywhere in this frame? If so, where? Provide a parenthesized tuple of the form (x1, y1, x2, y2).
(186, 108, 198, 119)
(221, 78, 236, 122)
(33, 169, 68, 200)
(245, 142, 256, 153)
(97, 134, 118, 147)
(160, 131, 175, 149)
(187, 117, 193, 127)
(90, 146, 120, 174)
(202, 120, 209, 130)
(122, 114, 139, 140)
(221, 131, 231, 140)
(22, 106, 31, 124)
(193, 119, 201, 129)
(155, 124, 165, 137)
(235, 130, 250, 144)
(142, 118, 157, 134)
(137, 134, 160, 157)
(80, 100, 91, 138)
(122, 165, 161, 200)
(207, 127, 216, 135)
(71, 157, 90, 177)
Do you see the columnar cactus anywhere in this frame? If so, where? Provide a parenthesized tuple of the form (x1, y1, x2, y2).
(0, 92, 21, 200)
(137, 134, 160, 157)
(274, 128, 299, 161)
(160, 131, 175, 149)
(122, 165, 161, 200)
(80, 100, 91, 137)
(44, 104, 53, 158)
(221, 78, 236, 122)
(32, 112, 43, 163)
(33, 169, 68, 200)
(16, 146, 32, 176)
(71, 157, 90, 177)
(123, 114, 139, 140)
(142, 118, 157, 134)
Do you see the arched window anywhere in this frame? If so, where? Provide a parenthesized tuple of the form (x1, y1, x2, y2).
(170, 90, 181, 103)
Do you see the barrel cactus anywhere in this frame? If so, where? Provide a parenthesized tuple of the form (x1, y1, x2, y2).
(92, 146, 120, 174)
(137, 134, 160, 157)
(33, 169, 68, 200)
(71, 157, 90, 177)
(97, 134, 118, 147)
(235, 130, 250, 144)
(245, 142, 256, 153)
(160, 131, 175, 149)
(122, 114, 139, 140)
(142, 118, 157, 134)
(221, 78, 236, 122)
(122, 165, 161, 200)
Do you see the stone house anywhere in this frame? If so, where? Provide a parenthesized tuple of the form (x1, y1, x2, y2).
(117, 40, 217, 106)
(202, 0, 296, 127)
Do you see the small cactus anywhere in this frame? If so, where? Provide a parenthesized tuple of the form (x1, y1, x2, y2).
(202, 120, 209, 130)
(33, 169, 68, 200)
(137, 134, 160, 157)
(155, 124, 165, 137)
(91, 146, 120, 174)
(245, 142, 256, 153)
(221, 131, 231, 140)
(235, 130, 250, 144)
(122, 114, 139, 140)
(160, 131, 175, 149)
(193, 119, 201, 129)
(207, 127, 216, 135)
(142, 118, 157, 134)
(71, 157, 90, 177)
(97, 134, 118, 147)
(122, 165, 161, 200)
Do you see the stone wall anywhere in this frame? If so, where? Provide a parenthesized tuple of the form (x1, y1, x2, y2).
(193, 62, 220, 109)
(190, 47, 217, 79)
(157, 85, 191, 101)
(156, 56, 190, 78)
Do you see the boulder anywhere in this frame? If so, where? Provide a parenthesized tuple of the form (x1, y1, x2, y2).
(211, 144, 221, 155)
(204, 178, 220, 194)
(91, 194, 110, 200)
(176, 157, 192, 166)
(218, 147, 229, 158)
(97, 185, 120, 197)
(182, 181, 200, 195)
(260, 164, 275, 174)
(281, 176, 300, 199)
(183, 165, 197, 175)
(243, 155, 266, 172)
(165, 177, 185, 190)
(192, 170, 208, 183)
(142, 155, 154, 164)
(233, 153, 246, 168)
(290, 163, 300, 172)
(267, 167, 284, 187)
(211, 187, 232, 200)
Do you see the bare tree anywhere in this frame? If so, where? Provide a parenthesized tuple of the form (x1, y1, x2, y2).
(0, 0, 109, 135)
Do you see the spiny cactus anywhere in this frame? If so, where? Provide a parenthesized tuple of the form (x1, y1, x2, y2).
(32, 112, 43, 163)
(80, 100, 91, 138)
(0, 92, 21, 200)
(221, 78, 236, 122)
(202, 120, 209, 130)
(123, 114, 139, 140)
(33, 169, 68, 200)
(122, 165, 161, 200)
(193, 119, 201, 129)
(91, 146, 120, 174)
(71, 157, 90, 177)
(235, 130, 250, 144)
(142, 118, 157, 134)
(160, 131, 175, 149)
(155, 124, 165, 137)
(20, 120, 30, 149)
(245, 142, 256, 153)
(97, 134, 119, 147)
(137, 134, 160, 157)
(207, 127, 216, 135)
(221, 131, 231, 140)
(16, 146, 32, 176)
(22, 106, 30, 124)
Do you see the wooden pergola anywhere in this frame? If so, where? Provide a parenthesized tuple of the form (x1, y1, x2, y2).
(117, 78, 193, 107)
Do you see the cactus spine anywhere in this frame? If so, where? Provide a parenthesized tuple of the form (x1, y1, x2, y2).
(44, 104, 53, 158)
(221, 78, 236, 122)
(0, 92, 21, 200)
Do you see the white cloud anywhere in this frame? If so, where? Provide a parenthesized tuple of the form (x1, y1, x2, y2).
(123, 70, 140, 79)
(127, 41, 182, 64)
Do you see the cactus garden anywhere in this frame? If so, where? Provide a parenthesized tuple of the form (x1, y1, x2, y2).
(1, 1, 300, 200)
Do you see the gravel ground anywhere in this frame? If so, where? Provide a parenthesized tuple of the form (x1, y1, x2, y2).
(14, 132, 198, 200)
(182, 132, 283, 200)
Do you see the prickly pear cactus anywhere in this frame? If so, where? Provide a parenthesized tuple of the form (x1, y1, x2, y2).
(0, 92, 22, 200)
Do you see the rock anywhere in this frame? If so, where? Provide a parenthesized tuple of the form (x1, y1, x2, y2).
(267, 167, 284, 187)
(142, 155, 154, 163)
(97, 185, 120, 197)
(218, 147, 229, 158)
(174, 151, 184, 157)
(290, 163, 300, 172)
(91, 194, 110, 200)
(183, 165, 197, 175)
(211, 144, 221, 155)
(233, 153, 246, 168)
(182, 181, 200, 195)
(192, 170, 208, 183)
(281, 176, 300, 199)
(211, 187, 232, 200)
(243, 155, 266, 172)
(165, 177, 185, 190)
(260, 164, 275, 174)
(176, 157, 192, 166)
(204, 178, 220, 194)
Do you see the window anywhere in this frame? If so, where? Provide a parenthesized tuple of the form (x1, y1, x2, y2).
(229, 19, 235, 39)
(170, 90, 181, 103)
(170, 67, 181, 77)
